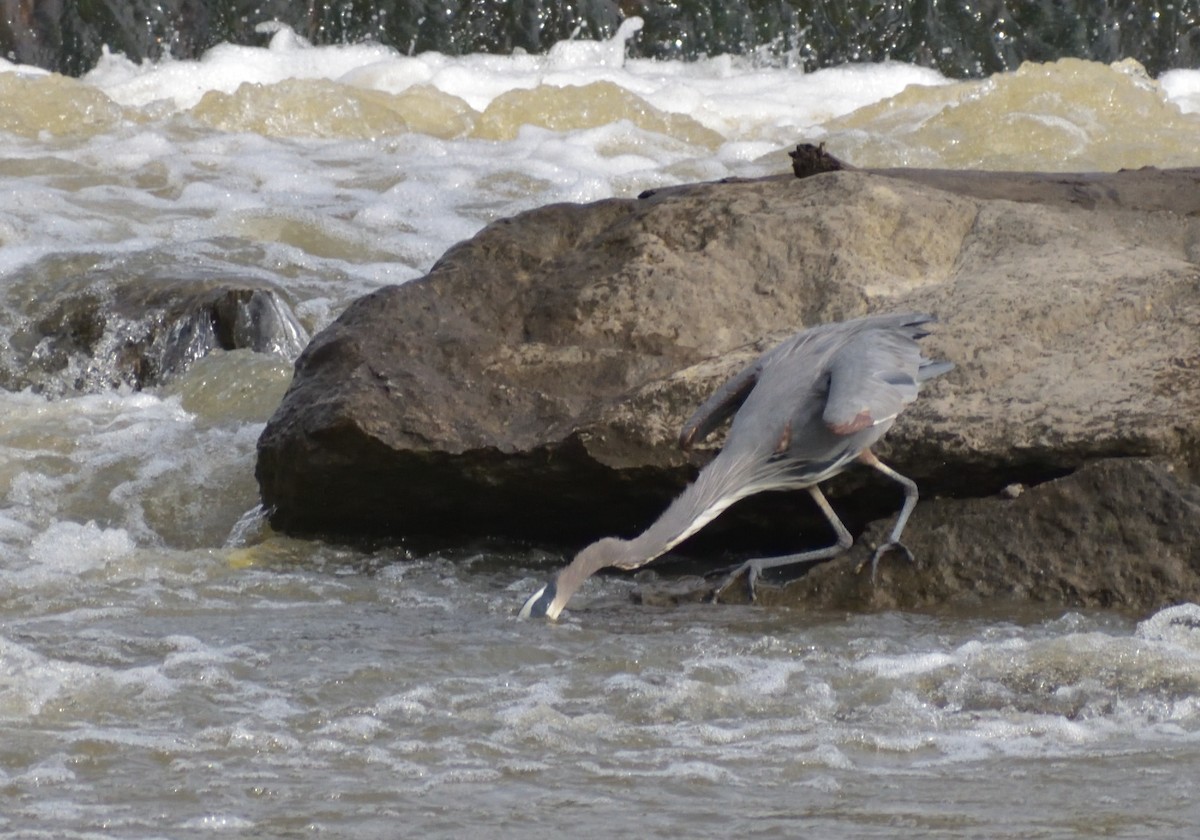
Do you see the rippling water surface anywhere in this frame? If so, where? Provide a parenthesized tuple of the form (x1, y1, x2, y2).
(2, 21, 1200, 837)
(7, 546, 1200, 837)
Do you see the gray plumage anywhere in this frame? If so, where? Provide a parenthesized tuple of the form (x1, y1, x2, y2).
(520, 312, 952, 620)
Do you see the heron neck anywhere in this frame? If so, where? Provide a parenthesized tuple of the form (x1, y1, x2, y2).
(626, 452, 756, 563)
(554, 544, 618, 606)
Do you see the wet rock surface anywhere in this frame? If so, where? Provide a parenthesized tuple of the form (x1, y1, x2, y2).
(1, 255, 308, 394)
(257, 163, 1200, 610)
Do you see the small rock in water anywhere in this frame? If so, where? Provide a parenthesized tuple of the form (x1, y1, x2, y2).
(1, 255, 308, 394)
(632, 575, 722, 607)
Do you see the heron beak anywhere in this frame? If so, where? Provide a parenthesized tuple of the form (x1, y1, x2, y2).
(518, 580, 558, 620)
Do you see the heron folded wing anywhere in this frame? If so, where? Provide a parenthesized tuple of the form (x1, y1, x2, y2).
(679, 359, 762, 449)
(917, 359, 955, 382)
(822, 331, 922, 436)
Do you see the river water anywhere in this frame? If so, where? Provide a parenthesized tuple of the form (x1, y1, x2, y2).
(2, 20, 1200, 838)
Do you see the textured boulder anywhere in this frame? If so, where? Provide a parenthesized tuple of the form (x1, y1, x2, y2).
(257, 164, 1200, 608)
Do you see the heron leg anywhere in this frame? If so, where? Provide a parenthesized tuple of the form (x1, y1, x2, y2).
(854, 449, 918, 582)
(709, 486, 853, 603)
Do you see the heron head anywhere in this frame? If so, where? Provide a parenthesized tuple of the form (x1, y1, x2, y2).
(518, 577, 562, 620)
(518, 537, 631, 621)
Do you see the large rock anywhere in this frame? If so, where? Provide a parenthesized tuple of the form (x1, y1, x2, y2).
(256, 164, 1200, 607)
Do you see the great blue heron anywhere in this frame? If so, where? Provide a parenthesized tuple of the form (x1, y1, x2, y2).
(519, 311, 952, 620)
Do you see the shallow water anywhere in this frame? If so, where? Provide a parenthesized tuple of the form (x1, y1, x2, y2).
(6, 547, 1200, 837)
(2, 22, 1200, 838)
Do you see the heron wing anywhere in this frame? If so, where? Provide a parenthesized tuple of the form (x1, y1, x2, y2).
(678, 359, 762, 449)
(821, 330, 924, 435)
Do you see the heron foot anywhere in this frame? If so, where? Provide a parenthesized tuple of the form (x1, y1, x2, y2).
(707, 560, 761, 604)
(855, 541, 914, 584)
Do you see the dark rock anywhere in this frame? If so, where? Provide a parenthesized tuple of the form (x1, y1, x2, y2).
(790, 142, 851, 177)
(1, 254, 308, 394)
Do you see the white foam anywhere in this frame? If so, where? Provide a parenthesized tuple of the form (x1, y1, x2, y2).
(857, 650, 958, 678)
(80, 19, 949, 142)
(1136, 602, 1200, 648)
(26, 520, 136, 575)
(374, 686, 436, 717)
(13, 753, 76, 785)
(0, 633, 177, 719)
(0, 57, 50, 77)
(547, 17, 645, 70)
(316, 713, 388, 740)
(0, 390, 269, 553)
(179, 814, 256, 830)
(86, 26, 400, 111)
(1161, 69, 1200, 113)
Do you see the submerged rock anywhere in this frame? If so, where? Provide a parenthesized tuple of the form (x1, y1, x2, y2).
(1, 256, 308, 394)
(257, 163, 1200, 609)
